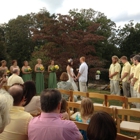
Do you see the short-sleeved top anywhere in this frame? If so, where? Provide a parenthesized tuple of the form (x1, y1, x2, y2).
(0, 106, 33, 140)
(121, 61, 131, 82)
(7, 74, 24, 86)
(79, 62, 88, 82)
(28, 113, 82, 140)
(130, 64, 136, 82)
(133, 63, 140, 91)
(109, 62, 121, 81)
(57, 81, 73, 100)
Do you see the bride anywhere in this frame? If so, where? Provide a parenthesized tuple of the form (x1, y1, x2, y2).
(66, 58, 78, 91)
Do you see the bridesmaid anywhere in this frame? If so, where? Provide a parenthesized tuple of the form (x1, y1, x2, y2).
(48, 60, 57, 88)
(0, 60, 8, 72)
(34, 58, 44, 94)
(22, 61, 32, 82)
(10, 60, 20, 74)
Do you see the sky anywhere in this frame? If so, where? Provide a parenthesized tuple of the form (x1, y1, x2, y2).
(0, 0, 140, 27)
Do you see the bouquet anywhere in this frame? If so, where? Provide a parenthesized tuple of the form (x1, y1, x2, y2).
(50, 65, 59, 72)
(39, 66, 44, 71)
(6, 70, 10, 75)
(96, 70, 101, 75)
(25, 68, 32, 73)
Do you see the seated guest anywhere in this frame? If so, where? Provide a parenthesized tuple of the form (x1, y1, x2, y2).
(57, 72, 77, 101)
(28, 89, 83, 140)
(60, 98, 69, 120)
(72, 98, 94, 122)
(23, 81, 41, 115)
(0, 90, 13, 133)
(75, 98, 94, 140)
(7, 68, 24, 86)
(87, 111, 117, 140)
(0, 84, 33, 140)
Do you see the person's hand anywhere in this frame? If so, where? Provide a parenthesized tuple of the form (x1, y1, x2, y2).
(109, 74, 113, 78)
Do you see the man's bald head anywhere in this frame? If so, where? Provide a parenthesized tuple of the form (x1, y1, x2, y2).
(8, 85, 24, 106)
(13, 68, 19, 75)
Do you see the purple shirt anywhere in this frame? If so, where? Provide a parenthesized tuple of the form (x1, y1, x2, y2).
(28, 112, 82, 140)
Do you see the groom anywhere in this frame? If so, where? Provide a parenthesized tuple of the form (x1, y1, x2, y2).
(76, 57, 88, 92)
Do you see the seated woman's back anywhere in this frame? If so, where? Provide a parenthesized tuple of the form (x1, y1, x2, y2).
(23, 81, 41, 115)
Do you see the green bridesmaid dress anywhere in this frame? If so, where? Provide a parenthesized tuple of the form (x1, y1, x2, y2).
(22, 68, 32, 82)
(36, 67, 44, 95)
(48, 71, 57, 89)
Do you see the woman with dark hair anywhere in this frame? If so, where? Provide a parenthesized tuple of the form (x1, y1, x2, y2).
(48, 60, 57, 88)
(66, 58, 78, 91)
(87, 111, 117, 140)
(23, 81, 41, 114)
(22, 61, 32, 82)
(10, 60, 20, 74)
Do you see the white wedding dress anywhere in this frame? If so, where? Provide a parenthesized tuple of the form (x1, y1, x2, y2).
(67, 68, 78, 91)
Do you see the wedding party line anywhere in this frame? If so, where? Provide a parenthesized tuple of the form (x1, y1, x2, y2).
(0, 56, 88, 95)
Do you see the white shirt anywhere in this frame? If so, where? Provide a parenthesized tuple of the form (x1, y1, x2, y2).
(79, 62, 88, 82)
(7, 74, 24, 86)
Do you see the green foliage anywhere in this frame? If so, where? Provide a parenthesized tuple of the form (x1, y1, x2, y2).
(0, 25, 7, 60)
(118, 21, 140, 57)
(5, 15, 35, 67)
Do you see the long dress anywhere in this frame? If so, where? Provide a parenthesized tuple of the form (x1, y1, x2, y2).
(67, 68, 78, 91)
(22, 68, 32, 82)
(48, 67, 57, 88)
(35, 67, 44, 95)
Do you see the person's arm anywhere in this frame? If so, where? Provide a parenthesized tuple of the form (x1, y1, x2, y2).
(48, 65, 51, 73)
(34, 65, 37, 72)
(17, 66, 20, 74)
(129, 73, 134, 81)
(76, 72, 81, 79)
(120, 64, 130, 81)
(109, 72, 118, 78)
(10, 66, 13, 73)
(41, 65, 44, 73)
(132, 77, 138, 86)
(22, 66, 26, 74)
(120, 72, 128, 81)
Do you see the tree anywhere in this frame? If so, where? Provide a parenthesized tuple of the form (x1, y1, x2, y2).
(5, 14, 35, 66)
(69, 9, 120, 68)
(0, 24, 7, 60)
(118, 21, 140, 57)
(32, 13, 105, 70)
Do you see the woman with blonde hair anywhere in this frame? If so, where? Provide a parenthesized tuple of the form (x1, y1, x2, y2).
(22, 61, 32, 82)
(0, 90, 13, 133)
(75, 98, 94, 123)
(34, 59, 44, 94)
(75, 98, 94, 140)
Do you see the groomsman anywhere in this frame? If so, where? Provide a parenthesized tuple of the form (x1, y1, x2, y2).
(120, 56, 131, 97)
(109, 56, 121, 95)
(128, 54, 136, 97)
(132, 55, 140, 108)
